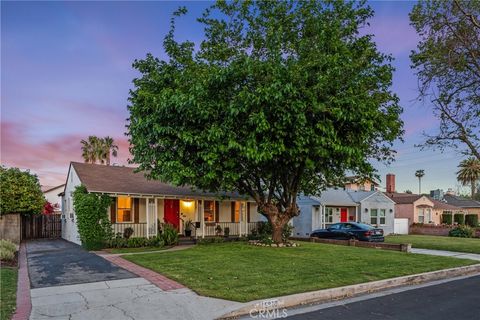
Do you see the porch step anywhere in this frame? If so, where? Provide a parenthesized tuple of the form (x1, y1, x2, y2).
(178, 236, 196, 245)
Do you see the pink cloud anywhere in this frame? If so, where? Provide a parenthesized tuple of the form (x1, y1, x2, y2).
(1, 121, 132, 186)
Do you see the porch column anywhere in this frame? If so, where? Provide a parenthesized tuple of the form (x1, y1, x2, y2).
(201, 200, 205, 239)
(154, 198, 158, 237)
(355, 206, 358, 222)
(146, 197, 150, 238)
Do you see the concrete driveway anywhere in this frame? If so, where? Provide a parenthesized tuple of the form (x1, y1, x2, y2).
(26, 239, 135, 288)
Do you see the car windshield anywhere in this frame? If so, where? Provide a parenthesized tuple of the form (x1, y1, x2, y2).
(354, 223, 374, 230)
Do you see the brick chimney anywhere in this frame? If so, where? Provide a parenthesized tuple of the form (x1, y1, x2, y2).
(386, 174, 395, 193)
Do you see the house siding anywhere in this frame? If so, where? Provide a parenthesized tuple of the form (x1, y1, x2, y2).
(358, 192, 395, 235)
(61, 167, 82, 245)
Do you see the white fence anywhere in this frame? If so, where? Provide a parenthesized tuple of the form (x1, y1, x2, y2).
(394, 218, 409, 234)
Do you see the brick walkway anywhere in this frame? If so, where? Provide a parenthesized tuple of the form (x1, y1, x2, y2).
(12, 242, 32, 320)
(103, 255, 185, 291)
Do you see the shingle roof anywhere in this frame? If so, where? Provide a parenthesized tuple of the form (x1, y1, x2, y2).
(346, 190, 377, 202)
(385, 193, 423, 204)
(430, 198, 462, 210)
(443, 194, 480, 208)
(311, 189, 358, 206)
(70, 162, 246, 200)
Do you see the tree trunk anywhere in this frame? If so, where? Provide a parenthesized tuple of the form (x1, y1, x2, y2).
(271, 224, 283, 243)
(260, 202, 299, 244)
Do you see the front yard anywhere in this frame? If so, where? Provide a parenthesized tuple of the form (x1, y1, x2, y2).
(386, 235, 480, 254)
(124, 242, 476, 302)
(0, 268, 17, 320)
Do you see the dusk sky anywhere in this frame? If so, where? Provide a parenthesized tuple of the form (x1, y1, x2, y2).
(0, 1, 467, 194)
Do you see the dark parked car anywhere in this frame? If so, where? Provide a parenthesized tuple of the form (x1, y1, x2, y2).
(310, 222, 384, 242)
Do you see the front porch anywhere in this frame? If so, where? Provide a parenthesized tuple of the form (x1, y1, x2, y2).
(109, 196, 263, 239)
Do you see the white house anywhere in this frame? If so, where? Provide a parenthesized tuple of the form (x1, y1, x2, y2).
(42, 184, 65, 214)
(61, 162, 264, 245)
(292, 189, 395, 237)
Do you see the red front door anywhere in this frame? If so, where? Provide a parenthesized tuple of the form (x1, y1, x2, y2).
(164, 199, 180, 231)
(340, 208, 348, 222)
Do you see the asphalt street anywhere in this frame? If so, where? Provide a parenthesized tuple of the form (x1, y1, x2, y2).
(287, 275, 480, 320)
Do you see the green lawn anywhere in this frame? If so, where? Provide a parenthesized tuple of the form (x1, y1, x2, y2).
(0, 268, 17, 320)
(107, 246, 171, 254)
(124, 242, 476, 302)
(386, 235, 480, 254)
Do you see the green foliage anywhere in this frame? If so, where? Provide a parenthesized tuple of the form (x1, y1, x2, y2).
(127, 1, 403, 243)
(249, 221, 292, 243)
(454, 214, 465, 225)
(449, 225, 474, 238)
(456, 158, 480, 197)
(0, 166, 45, 216)
(465, 214, 479, 228)
(410, 1, 480, 159)
(0, 240, 16, 253)
(81, 136, 119, 165)
(441, 214, 453, 225)
(72, 185, 113, 250)
(282, 224, 294, 242)
(197, 237, 224, 245)
(161, 223, 179, 246)
(107, 236, 165, 249)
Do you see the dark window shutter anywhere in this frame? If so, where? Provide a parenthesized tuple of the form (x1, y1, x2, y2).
(231, 202, 235, 222)
(110, 198, 117, 223)
(247, 203, 251, 222)
(134, 198, 140, 223)
(215, 201, 220, 222)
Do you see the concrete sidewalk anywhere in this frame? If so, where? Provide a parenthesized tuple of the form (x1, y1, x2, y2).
(411, 248, 480, 261)
(30, 278, 244, 320)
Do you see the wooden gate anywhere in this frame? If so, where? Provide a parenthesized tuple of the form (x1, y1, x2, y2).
(21, 214, 62, 240)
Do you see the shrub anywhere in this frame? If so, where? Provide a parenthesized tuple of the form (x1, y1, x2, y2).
(106, 235, 165, 249)
(127, 237, 148, 248)
(251, 221, 292, 243)
(449, 225, 473, 238)
(73, 185, 113, 250)
(161, 223, 179, 246)
(197, 237, 224, 245)
(441, 214, 452, 225)
(123, 227, 134, 239)
(0, 166, 45, 215)
(454, 214, 465, 225)
(0, 240, 16, 252)
(465, 214, 479, 228)
(282, 224, 294, 242)
(0, 248, 15, 261)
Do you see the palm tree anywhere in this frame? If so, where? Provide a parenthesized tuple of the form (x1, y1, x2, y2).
(456, 158, 480, 197)
(415, 169, 425, 194)
(81, 136, 102, 164)
(102, 136, 118, 166)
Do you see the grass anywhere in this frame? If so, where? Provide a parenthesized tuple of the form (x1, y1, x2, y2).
(0, 268, 17, 320)
(124, 242, 476, 302)
(106, 246, 171, 254)
(386, 235, 480, 254)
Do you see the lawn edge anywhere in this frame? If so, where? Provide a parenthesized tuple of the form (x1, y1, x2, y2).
(11, 242, 31, 320)
(217, 263, 480, 320)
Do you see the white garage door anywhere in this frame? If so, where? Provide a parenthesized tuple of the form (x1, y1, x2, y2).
(394, 218, 409, 234)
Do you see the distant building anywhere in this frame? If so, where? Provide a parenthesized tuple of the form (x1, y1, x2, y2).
(430, 189, 444, 200)
(42, 184, 65, 214)
(344, 176, 378, 191)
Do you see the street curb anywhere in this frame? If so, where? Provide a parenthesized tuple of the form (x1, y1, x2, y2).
(217, 263, 480, 319)
(11, 242, 32, 320)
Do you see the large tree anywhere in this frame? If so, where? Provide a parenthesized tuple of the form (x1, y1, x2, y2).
(127, 0, 403, 243)
(410, 0, 480, 159)
(0, 166, 45, 215)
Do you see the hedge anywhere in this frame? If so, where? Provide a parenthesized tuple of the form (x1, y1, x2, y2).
(465, 214, 479, 228)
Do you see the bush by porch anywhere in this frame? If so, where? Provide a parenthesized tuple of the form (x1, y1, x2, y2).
(123, 242, 475, 302)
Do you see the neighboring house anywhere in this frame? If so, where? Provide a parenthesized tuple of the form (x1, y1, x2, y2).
(430, 199, 465, 223)
(386, 193, 435, 225)
(344, 176, 378, 191)
(443, 194, 480, 220)
(61, 162, 264, 245)
(292, 189, 395, 237)
(42, 184, 65, 214)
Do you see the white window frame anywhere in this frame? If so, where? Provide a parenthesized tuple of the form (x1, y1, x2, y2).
(418, 208, 425, 223)
(370, 209, 378, 225)
(324, 207, 334, 223)
(379, 209, 386, 225)
(116, 197, 134, 223)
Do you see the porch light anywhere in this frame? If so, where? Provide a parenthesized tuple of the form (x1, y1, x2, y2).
(365, 208, 369, 213)
(182, 200, 194, 208)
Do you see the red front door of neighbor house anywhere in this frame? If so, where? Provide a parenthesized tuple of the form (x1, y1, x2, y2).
(164, 199, 180, 231)
(340, 208, 348, 222)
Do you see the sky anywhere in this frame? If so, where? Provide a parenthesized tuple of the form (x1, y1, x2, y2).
(0, 1, 468, 194)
